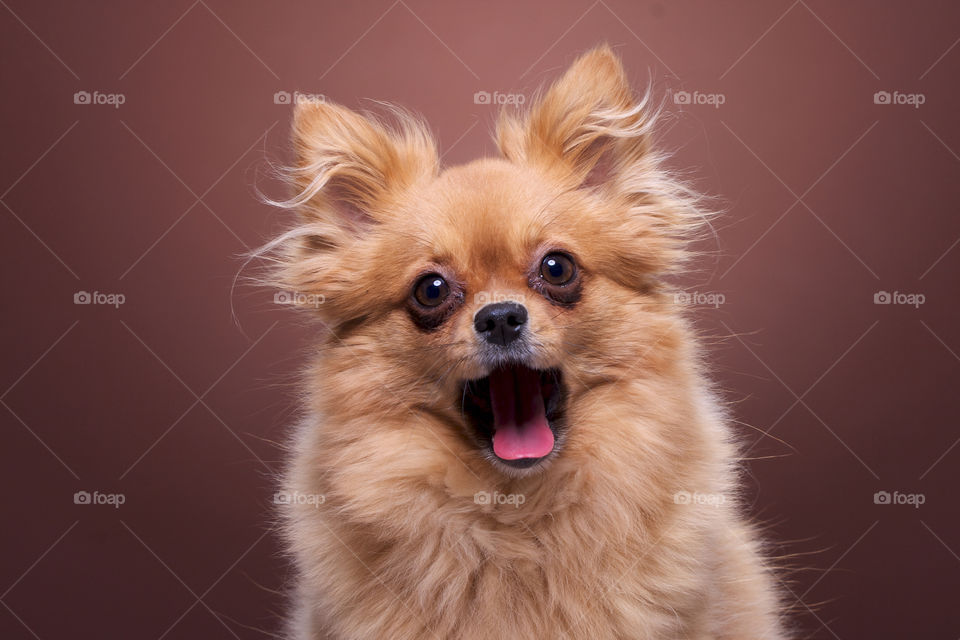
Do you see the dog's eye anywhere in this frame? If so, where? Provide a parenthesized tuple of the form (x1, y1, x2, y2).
(540, 253, 576, 286)
(413, 274, 450, 307)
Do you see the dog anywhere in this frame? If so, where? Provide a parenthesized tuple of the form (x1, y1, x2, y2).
(268, 45, 786, 639)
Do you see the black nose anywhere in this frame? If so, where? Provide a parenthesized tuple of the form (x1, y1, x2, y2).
(473, 302, 528, 346)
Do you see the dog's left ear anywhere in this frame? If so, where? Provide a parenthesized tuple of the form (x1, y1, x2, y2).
(499, 46, 704, 278)
(497, 45, 655, 190)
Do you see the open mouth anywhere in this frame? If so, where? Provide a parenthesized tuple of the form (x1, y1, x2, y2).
(460, 364, 566, 469)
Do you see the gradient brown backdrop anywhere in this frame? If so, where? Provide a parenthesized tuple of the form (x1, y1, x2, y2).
(2, 1, 959, 638)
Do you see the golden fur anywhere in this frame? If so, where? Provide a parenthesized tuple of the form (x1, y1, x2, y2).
(270, 46, 786, 639)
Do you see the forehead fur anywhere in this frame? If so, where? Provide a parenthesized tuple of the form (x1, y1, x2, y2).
(395, 159, 587, 270)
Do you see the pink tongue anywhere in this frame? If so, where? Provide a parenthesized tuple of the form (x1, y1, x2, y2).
(489, 366, 555, 460)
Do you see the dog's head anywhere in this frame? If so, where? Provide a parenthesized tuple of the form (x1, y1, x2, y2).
(272, 46, 705, 480)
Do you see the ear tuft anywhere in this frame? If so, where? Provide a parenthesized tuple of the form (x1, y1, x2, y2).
(256, 100, 438, 323)
(497, 45, 712, 277)
(497, 45, 655, 189)
(282, 100, 438, 228)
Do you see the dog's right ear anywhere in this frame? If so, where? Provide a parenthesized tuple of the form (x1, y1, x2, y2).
(285, 100, 438, 238)
(264, 102, 437, 320)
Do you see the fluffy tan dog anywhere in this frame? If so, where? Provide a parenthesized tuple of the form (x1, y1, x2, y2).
(271, 46, 786, 639)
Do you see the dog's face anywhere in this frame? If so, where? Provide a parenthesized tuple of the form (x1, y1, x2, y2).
(275, 47, 700, 479)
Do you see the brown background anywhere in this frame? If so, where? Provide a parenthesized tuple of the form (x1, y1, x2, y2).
(2, 1, 959, 638)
